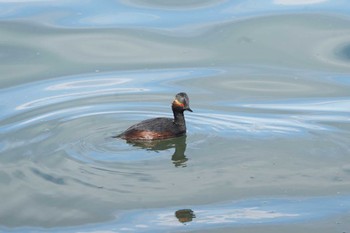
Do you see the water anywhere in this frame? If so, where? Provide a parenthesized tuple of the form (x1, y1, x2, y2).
(1, 1, 350, 232)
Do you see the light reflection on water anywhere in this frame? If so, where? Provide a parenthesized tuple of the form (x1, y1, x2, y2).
(1, 0, 350, 232)
(1, 195, 349, 233)
(0, 68, 220, 116)
(0, 0, 348, 29)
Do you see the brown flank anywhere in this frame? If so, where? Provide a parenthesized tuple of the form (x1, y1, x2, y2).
(122, 130, 174, 140)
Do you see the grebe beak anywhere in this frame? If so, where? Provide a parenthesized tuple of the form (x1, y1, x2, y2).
(186, 107, 193, 112)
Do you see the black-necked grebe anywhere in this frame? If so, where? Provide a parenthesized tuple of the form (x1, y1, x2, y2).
(118, 92, 192, 141)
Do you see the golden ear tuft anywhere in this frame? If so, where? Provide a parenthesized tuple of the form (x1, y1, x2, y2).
(173, 98, 185, 107)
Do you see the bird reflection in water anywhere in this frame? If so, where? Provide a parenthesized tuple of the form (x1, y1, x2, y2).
(175, 209, 196, 224)
(124, 135, 188, 167)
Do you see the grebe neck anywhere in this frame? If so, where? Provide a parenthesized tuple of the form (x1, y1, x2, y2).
(173, 109, 186, 127)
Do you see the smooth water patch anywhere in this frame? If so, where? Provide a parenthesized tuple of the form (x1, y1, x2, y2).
(1, 0, 349, 29)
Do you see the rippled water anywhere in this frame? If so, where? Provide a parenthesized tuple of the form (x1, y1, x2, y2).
(1, 1, 350, 232)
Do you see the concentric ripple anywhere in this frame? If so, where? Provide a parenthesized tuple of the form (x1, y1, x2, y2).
(1, 68, 349, 166)
(0, 68, 222, 165)
(1, 66, 350, 231)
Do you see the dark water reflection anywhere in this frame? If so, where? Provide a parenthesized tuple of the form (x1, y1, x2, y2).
(125, 136, 188, 167)
(175, 209, 196, 224)
(336, 43, 350, 61)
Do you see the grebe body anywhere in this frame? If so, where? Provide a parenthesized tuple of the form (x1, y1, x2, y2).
(118, 92, 192, 141)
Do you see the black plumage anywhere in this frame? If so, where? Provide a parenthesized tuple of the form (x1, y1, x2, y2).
(118, 92, 192, 141)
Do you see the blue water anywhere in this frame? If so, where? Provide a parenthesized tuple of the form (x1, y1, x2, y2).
(1, 1, 350, 232)
(2, 195, 350, 233)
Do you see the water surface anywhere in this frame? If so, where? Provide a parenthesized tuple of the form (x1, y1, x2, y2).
(1, 1, 350, 232)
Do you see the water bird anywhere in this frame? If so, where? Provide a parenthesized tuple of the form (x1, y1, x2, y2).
(117, 92, 192, 141)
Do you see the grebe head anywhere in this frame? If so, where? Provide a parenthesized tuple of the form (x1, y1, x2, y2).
(172, 92, 193, 112)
